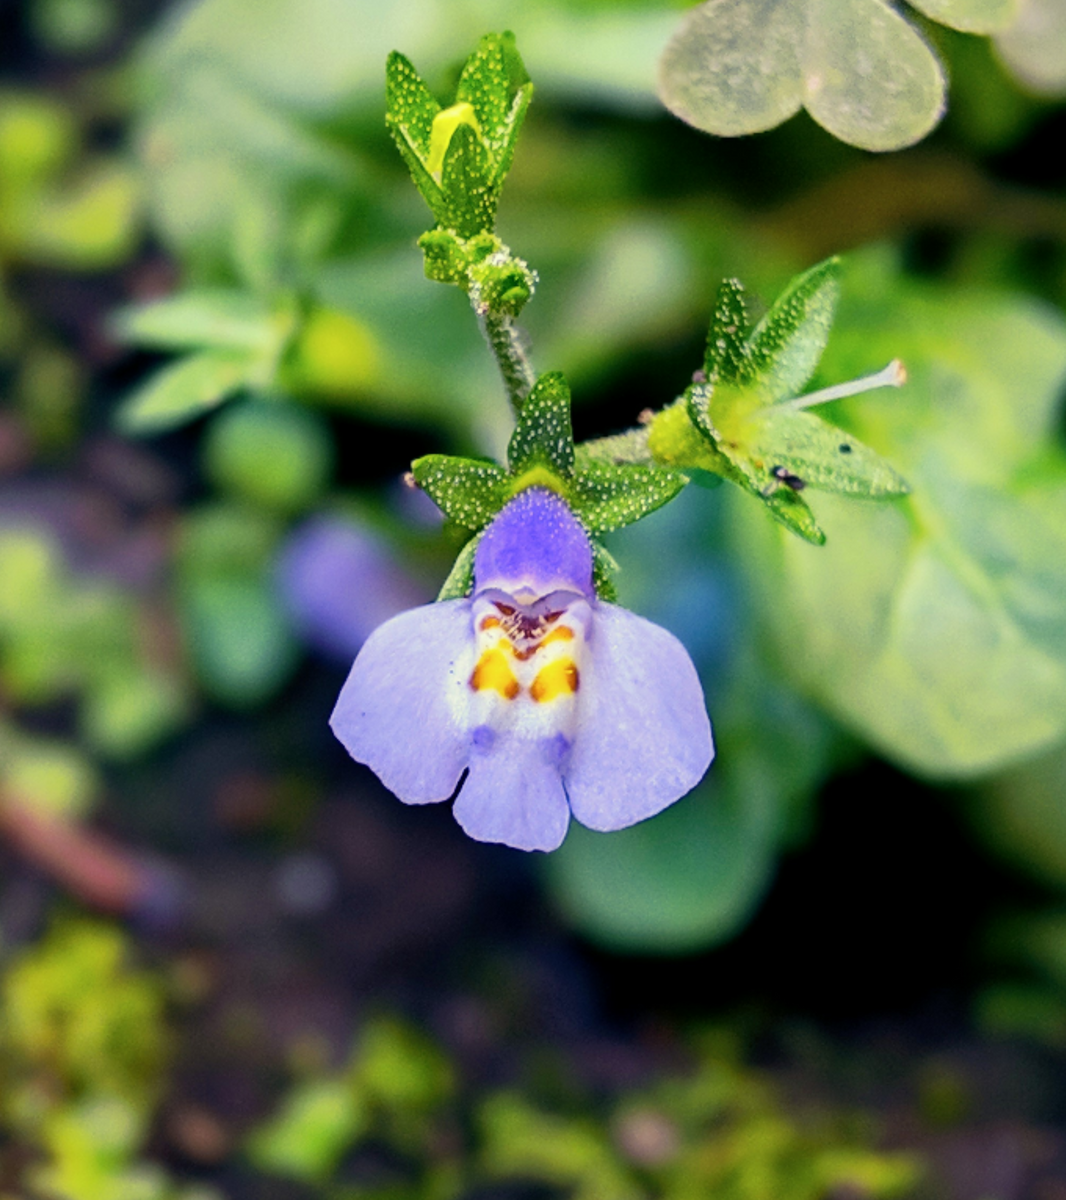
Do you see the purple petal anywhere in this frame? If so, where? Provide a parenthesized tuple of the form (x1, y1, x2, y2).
(565, 603, 713, 832)
(277, 516, 428, 661)
(474, 488, 593, 599)
(453, 737, 571, 852)
(330, 599, 472, 804)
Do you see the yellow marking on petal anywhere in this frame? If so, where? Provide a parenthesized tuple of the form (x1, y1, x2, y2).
(470, 648, 519, 699)
(479, 615, 502, 631)
(541, 626, 573, 646)
(530, 658, 579, 704)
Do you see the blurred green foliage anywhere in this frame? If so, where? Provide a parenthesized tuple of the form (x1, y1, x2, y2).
(0, 529, 188, 762)
(0, 919, 214, 1200)
(249, 1021, 921, 1199)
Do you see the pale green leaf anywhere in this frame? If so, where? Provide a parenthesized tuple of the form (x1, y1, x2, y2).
(746, 408, 910, 496)
(995, 0, 1066, 95)
(734, 269, 1066, 776)
(111, 290, 280, 353)
(910, 0, 1017, 33)
(658, 0, 804, 138)
(658, 0, 947, 151)
(545, 775, 777, 955)
(115, 350, 258, 435)
(804, 0, 946, 151)
(179, 574, 299, 707)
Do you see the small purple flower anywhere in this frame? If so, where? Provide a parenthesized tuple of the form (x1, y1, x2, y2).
(330, 488, 713, 852)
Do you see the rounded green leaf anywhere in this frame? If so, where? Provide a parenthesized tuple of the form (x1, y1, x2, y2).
(180, 574, 299, 707)
(733, 268, 1066, 777)
(203, 400, 333, 513)
(995, 0, 1066, 95)
(658, 0, 947, 151)
(545, 777, 777, 955)
(910, 0, 1017, 33)
(658, 0, 804, 138)
(804, 0, 946, 151)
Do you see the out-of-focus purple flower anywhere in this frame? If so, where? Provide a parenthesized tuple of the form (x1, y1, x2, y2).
(276, 516, 428, 662)
(330, 489, 713, 852)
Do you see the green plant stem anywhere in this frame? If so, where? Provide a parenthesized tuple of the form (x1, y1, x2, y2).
(479, 309, 536, 415)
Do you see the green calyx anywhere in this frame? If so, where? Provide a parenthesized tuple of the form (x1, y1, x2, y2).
(418, 229, 535, 319)
(412, 371, 688, 599)
(385, 33, 533, 240)
(647, 257, 910, 545)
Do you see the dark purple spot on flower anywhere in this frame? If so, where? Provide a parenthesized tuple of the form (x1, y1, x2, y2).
(543, 733, 571, 767)
(471, 725, 496, 753)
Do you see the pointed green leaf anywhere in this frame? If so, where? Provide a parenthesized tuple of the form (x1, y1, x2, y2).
(440, 123, 496, 236)
(115, 350, 257, 435)
(686, 380, 718, 443)
(761, 487, 826, 545)
(437, 534, 481, 601)
(456, 34, 514, 157)
(748, 258, 842, 401)
(385, 53, 445, 224)
(507, 372, 575, 477)
(494, 83, 533, 188)
(705, 278, 752, 383)
(111, 290, 281, 354)
(591, 539, 620, 602)
(572, 462, 688, 535)
(748, 409, 910, 497)
(385, 51, 439, 159)
(576, 427, 653, 468)
(411, 454, 508, 531)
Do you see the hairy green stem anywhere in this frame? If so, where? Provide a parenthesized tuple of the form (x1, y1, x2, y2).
(479, 309, 536, 415)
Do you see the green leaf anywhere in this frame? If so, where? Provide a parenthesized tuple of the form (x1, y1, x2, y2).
(456, 33, 514, 158)
(437, 534, 480, 601)
(179, 573, 299, 707)
(704, 277, 751, 384)
(203, 400, 334, 513)
(384, 49, 438, 159)
(546, 771, 777, 955)
(659, 0, 947, 152)
(110, 290, 282, 354)
(115, 350, 257, 435)
(760, 486, 826, 545)
(995, 0, 1066, 95)
(571, 462, 688, 534)
(247, 1078, 365, 1183)
(494, 81, 534, 188)
(507, 371, 575, 477)
(455, 33, 533, 187)
(590, 540, 619, 602)
(735, 266, 1066, 776)
(440, 121, 496, 236)
(411, 454, 508, 531)
(748, 257, 841, 401)
(745, 408, 910, 497)
(385, 51, 445, 221)
(910, 0, 1017, 33)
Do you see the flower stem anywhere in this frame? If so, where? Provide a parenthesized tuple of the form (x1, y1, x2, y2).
(479, 309, 536, 415)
